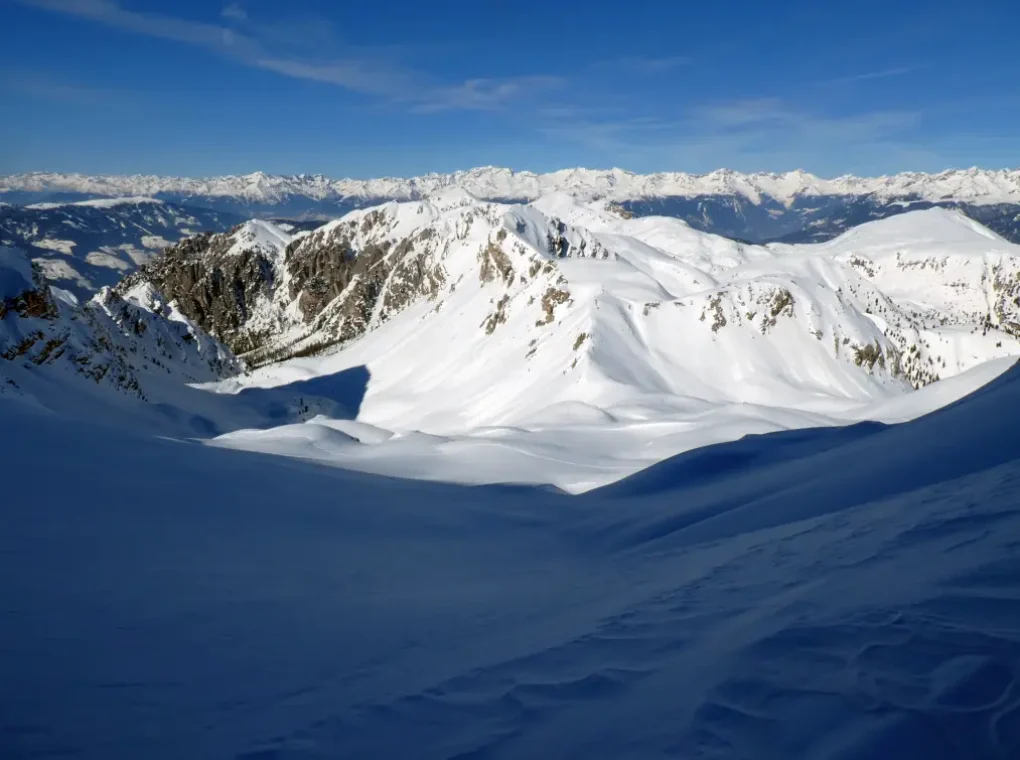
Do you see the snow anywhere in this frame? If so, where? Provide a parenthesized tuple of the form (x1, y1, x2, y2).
(29, 238, 76, 254)
(5, 201, 1020, 756)
(24, 196, 164, 210)
(0, 245, 36, 299)
(194, 202, 1020, 492)
(3, 353, 1020, 759)
(139, 234, 172, 249)
(225, 219, 292, 260)
(6, 166, 1020, 206)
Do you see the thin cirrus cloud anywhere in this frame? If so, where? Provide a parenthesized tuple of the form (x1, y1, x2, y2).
(591, 55, 691, 74)
(693, 98, 920, 138)
(819, 65, 924, 85)
(411, 76, 567, 113)
(220, 2, 246, 22)
(0, 69, 114, 106)
(13, 0, 560, 112)
(540, 97, 927, 174)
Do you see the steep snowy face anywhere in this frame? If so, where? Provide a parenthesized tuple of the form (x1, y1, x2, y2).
(0, 199, 241, 298)
(0, 246, 240, 402)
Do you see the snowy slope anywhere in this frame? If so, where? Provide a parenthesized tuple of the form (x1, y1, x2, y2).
(3, 348, 1020, 759)
(5, 190, 1020, 757)
(143, 201, 1014, 490)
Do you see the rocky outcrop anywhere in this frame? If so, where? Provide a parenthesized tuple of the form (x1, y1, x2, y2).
(116, 223, 286, 355)
(2, 246, 239, 398)
(117, 208, 457, 366)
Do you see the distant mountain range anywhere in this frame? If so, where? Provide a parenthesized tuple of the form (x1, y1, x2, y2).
(3, 167, 1020, 244)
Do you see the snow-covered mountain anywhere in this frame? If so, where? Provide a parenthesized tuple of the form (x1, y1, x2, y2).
(6, 166, 1020, 205)
(0, 198, 242, 299)
(5, 166, 1020, 244)
(9, 189, 1020, 492)
(0, 245, 239, 406)
(101, 194, 1020, 490)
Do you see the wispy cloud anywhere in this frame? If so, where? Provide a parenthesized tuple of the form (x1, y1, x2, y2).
(592, 56, 691, 75)
(412, 76, 566, 113)
(820, 65, 924, 85)
(542, 97, 927, 174)
(14, 0, 559, 111)
(695, 98, 792, 126)
(0, 69, 113, 106)
(220, 3, 246, 22)
(694, 97, 920, 139)
(251, 58, 417, 98)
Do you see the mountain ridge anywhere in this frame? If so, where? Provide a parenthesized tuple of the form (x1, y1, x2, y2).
(5, 165, 1020, 206)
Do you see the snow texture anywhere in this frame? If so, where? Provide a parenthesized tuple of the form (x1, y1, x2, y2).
(3, 203, 1020, 759)
(2, 354, 1020, 759)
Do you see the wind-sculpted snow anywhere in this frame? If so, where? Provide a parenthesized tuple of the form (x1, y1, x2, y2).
(3, 360, 1019, 759)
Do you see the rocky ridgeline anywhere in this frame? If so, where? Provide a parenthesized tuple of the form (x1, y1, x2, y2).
(100, 200, 1020, 404)
(1, 247, 238, 400)
(115, 197, 610, 368)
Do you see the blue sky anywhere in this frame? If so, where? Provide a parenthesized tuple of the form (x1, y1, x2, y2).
(1, 0, 1018, 178)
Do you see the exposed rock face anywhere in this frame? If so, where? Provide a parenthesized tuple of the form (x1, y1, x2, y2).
(117, 203, 543, 366)
(120, 231, 277, 353)
(2, 247, 239, 398)
(281, 215, 448, 359)
(0, 285, 58, 322)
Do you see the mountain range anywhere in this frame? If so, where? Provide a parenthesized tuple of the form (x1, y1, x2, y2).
(6, 187, 1020, 490)
(4, 166, 1020, 245)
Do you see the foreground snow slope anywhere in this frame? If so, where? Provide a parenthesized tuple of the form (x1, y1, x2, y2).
(3, 361, 1019, 759)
